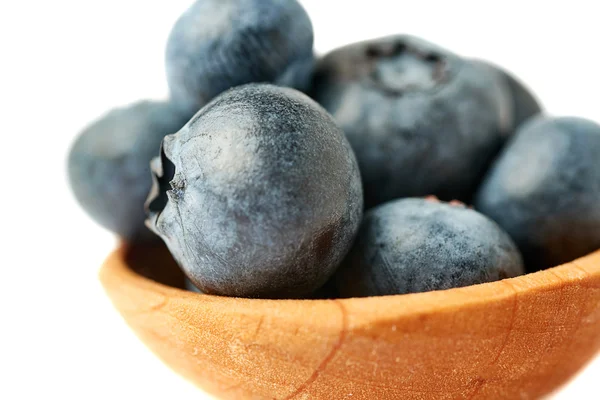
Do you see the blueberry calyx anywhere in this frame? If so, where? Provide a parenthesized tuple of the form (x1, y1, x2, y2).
(146, 144, 177, 218)
(365, 41, 448, 95)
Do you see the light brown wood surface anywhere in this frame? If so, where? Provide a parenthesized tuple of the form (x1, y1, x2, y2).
(100, 243, 600, 400)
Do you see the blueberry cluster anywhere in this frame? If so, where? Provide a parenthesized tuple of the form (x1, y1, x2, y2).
(68, 0, 600, 299)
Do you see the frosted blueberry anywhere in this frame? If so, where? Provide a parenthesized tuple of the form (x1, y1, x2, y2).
(311, 35, 512, 207)
(146, 84, 363, 299)
(335, 198, 524, 297)
(475, 116, 600, 271)
(166, 0, 314, 114)
(68, 101, 191, 242)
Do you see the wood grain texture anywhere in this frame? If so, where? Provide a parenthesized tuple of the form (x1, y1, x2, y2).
(100, 244, 600, 400)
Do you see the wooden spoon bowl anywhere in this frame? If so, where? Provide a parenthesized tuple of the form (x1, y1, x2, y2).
(100, 243, 600, 400)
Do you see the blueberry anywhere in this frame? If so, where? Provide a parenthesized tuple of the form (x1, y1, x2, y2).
(146, 84, 363, 299)
(472, 59, 542, 130)
(475, 116, 600, 271)
(334, 197, 524, 297)
(166, 0, 314, 114)
(68, 101, 191, 242)
(311, 35, 512, 208)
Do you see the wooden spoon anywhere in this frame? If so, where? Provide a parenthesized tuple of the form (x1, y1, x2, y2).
(100, 243, 600, 400)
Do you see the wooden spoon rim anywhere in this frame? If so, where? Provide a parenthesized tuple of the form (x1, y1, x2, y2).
(99, 244, 600, 399)
(100, 243, 600, 330)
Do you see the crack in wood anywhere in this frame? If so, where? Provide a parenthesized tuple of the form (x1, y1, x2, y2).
(133, 296, 169, 314)
(282, 300, 348, 400)
(253, 316, 265, 340)
(489, 280, 518, 366)
(464, 378, 486, 400)
(571, 262, 599, 289)
(538, 261, 597, 385)
(525, 269, 568, 379)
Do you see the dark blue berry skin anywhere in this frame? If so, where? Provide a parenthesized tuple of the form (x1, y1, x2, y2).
(472, 59, 542, 131)
(311, 35, 512, 208)
(334, 198, 524, 297)
(166, 0, 314, 115)
(310, 279, 340, 299)
(475, 116, 600, 272)
(146, 84, 363, 299)
(68, 101, 191, 242)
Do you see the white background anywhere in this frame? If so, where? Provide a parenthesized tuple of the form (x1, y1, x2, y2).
(1, 0, 599, 399)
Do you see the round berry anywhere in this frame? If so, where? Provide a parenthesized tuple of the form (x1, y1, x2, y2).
(146, 84, 363, 299)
